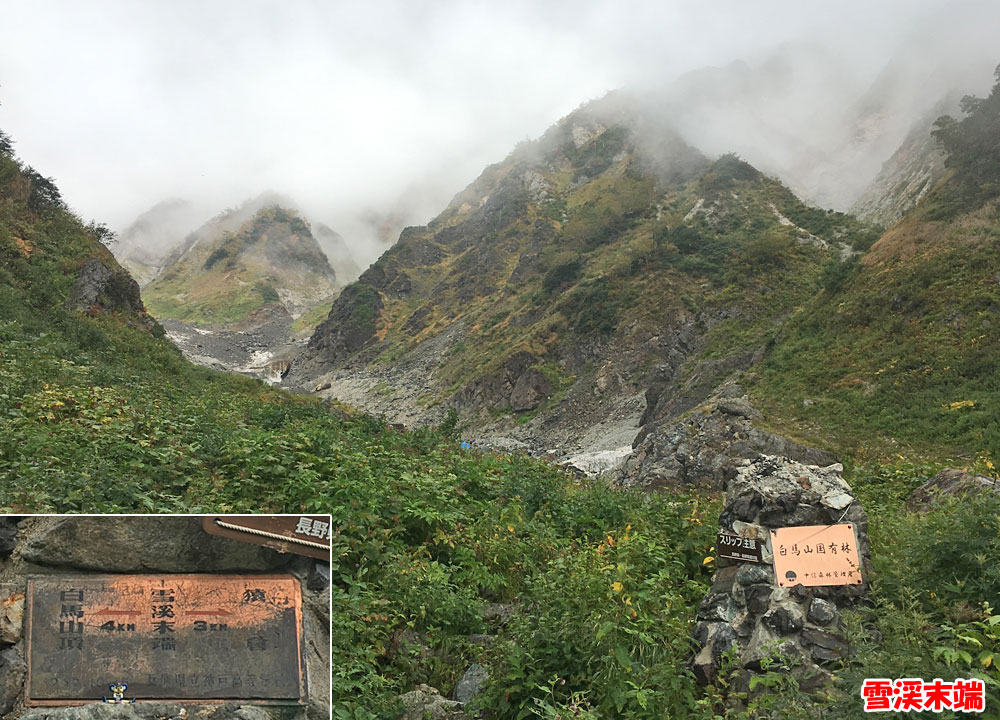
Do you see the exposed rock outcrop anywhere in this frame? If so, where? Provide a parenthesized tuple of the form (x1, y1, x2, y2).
(621, 391, 837, 490)
(452, 663, 488, 704)
(69, 258, 156, 333)
(907, 468, 1000, 511)
(691, 456, 870, 691)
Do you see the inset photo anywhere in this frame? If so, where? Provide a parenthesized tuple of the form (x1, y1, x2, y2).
(0, 514, 330, 719)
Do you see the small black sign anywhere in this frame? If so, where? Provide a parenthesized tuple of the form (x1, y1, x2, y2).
(716, 532, 764, 563)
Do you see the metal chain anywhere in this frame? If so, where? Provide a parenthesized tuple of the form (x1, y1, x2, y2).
(213, 518, 330, 551)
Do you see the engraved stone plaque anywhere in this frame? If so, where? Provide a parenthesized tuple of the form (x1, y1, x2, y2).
(26, 575, 303, 705)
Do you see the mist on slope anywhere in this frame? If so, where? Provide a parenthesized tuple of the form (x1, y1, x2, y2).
(1, 0, 998, 271)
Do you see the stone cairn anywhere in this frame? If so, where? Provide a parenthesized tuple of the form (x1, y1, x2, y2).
(692, 455, 871, 691)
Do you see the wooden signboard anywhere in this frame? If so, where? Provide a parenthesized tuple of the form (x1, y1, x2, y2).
(25, 575, 304, 705)
(770, 524, 863, 588)
(715, 532, 764, 563)
(202, 515, 332, 560)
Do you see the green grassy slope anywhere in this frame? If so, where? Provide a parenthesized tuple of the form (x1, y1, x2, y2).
(751, 70, 1000, 463)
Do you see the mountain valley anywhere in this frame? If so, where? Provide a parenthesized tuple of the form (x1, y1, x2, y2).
(2, 40, 999, 720)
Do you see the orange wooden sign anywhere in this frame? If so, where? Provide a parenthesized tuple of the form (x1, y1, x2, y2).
(770, 524, 863, 587)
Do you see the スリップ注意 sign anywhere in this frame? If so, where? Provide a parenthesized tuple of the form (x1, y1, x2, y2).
(715, 532, 764, 563)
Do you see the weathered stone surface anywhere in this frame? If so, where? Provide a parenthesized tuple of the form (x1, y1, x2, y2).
(510, 369, 551, 412)
(807, 598, 839, 627)
(697, 593, 737, 623)
(763, 606, 803, 635)
(307, 560, 330, 592)
(715, 398, 761, 419)
(0, 517, 21, 556)
(20, 703, 188, 720)
(692, 456, 869, 693)
(710, 565, 739, 594)
(907, 468, 1000, 511)
(0, 585, 25, 645)
(453, 663, 488, 704)
(0, 646, 25, 716)
(20, 517, 292, 572)
(744, 585, 772, 615)
(736, 564, 772, 586)
(69, 258, 145, 317)
(397, 684, 467, 720)
(800, 628, 849, 663)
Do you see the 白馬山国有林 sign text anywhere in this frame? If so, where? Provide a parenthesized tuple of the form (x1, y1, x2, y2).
(770, 524, 862, 588)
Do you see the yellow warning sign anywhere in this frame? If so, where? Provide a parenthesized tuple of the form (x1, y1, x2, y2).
(770, 524, 862, 587)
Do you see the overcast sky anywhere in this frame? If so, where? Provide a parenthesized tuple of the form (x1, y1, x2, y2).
(1, 0, 995, 253)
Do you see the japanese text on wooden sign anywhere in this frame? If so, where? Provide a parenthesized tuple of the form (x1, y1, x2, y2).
(770, 524, 862, 587)
(715, 532, 764, 563)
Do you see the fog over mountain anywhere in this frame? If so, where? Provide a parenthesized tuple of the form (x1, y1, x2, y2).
(2, 0, 997, 268)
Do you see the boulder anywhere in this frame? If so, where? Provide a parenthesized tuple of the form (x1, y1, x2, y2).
(906, 468, 999, 511)
(397, 684, 467, 720)
(621, 393, 837, 490)
(68, 258, 145, 316)
(691, 456, 869, 688)
(0, 646, 24, 716)
(0, 517, 21, 556)
(20, 517, 292, 573)
(453, 663, 488, 704)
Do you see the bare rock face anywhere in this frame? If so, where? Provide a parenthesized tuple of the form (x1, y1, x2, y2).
(509, 368, 551, 412)
(68, 259, 146, 319)
(0, 586, 25, 645)
(691, 456, 870, 691)
(906, 468, 999, 511)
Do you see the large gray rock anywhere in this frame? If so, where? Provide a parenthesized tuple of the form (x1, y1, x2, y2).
(453, 663, 488, 704)
(622, 394, 837, 490)
(20, 517, 293, 572)
(691, 456, 870, 690)
(906, 468, 1000, 511)
(68, 259, 153, 335)
(0, 517, 22, 556)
